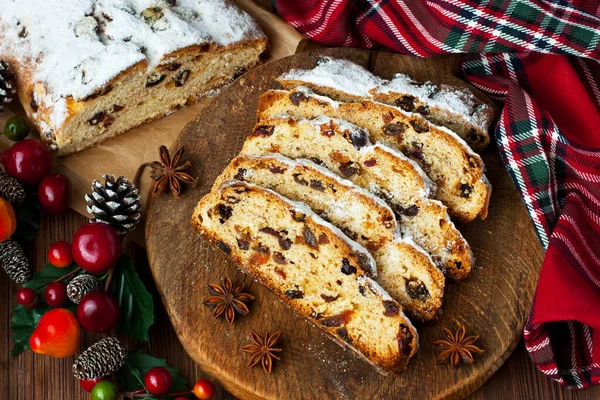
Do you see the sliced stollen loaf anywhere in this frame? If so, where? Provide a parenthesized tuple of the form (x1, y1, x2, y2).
(192, 181, 418, 374)
(242, 115, 473, 280)
(371, 74, 493, 150)
(257, 87, 491, 223)
(213, 154, 445, 321)
(277, 56, 493, 150)
(0, 0, 267, 155)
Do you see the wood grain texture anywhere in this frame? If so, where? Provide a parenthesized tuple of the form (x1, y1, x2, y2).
(145, 48, 546, 399)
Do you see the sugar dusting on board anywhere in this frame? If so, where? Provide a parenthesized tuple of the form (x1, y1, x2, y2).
(0, 0, 263, 104)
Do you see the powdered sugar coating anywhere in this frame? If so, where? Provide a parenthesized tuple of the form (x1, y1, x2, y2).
(279, 57, 383, 98)
(0, 0, 264, 104)
(219, 180, 378, 277)
(375, 73, 490, 131)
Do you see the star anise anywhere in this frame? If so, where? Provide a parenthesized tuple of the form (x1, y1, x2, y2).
(434, 325, 484, 367)
(149, 145, 196, 198)
(242, 330, 282, 374)
(202, 276, 254, 325)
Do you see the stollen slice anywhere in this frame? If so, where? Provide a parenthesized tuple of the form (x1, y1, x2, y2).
(192, 180, 419, 374)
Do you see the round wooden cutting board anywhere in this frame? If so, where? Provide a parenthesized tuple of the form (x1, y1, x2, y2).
(146, 48, 544, 400)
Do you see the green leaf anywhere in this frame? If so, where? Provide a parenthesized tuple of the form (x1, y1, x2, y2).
(23, 264, 78, 292)
(10, 303, 50, 357)
(116, 350, 188, 393)
(111, 256, 154, 342)
(12, 192, 41, 246)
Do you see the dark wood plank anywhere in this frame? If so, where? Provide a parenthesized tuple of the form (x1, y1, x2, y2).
(144, 47, 550, 399)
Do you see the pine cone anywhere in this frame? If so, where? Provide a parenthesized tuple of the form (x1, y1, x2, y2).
(0, 60, 15, 114)
(0, 239, 32, 284)
(0, 171, 26, 206)
(67, 274, 102, 304)
(73, 337, 127, 380)
(85, 175, 142, 235)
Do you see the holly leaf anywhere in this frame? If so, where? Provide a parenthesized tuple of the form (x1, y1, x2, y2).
(23, 264, 78, 292)
(111, 256, 154, 342)
(116, 350, 188, 393)
(12, 192, 41, 246)
(10, 303, 50, 357)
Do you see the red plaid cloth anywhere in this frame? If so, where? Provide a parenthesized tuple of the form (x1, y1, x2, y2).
(273, 0, 600, 388)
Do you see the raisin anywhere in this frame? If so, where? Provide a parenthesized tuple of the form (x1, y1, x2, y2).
(354, 253, 372, 272)
(234, 168, 246, 181)
(321, 127, 335, 137)
(146, 73, 166, 87)
(406, 278, 431, 302)
(358, 285, 366, 296)
(349, 129, 369, 149)
(174, 70, 190, 87)
(291, 212, 306, 222)
(308, 157, 326, 166)
(259, 227, 292, 250)
(103, 115, 115, 127)
(467, 128, 480, 143)
(292, 173, 309, 186)
(336, 280, 342, 286)
(341, 259, 357, 275)
(394, 95, 416, 111)
(416, 105, 430, 115)
(113, 104, 125, 112)
(310, 180, 325, 191)
(459, 183, 473, 198)
(410, 120, 429, 133)
(89, 111, 106, 126)
(86, 85, 113, 100)
(311, 311, 324, 319)
(339, 162, 360, 177)
(397, 204, 419, 217)
(337, 327, 352, 343)
(216, 241, 231, 254)
(273, 252, 287, 265)
(317, 233, 329, 245)
(253, 245, 270, 254)
(19, 27, 28, 38)
(289, 91, 308, 106)
(320, 294, 339, 302)
(285, 289, 304, 299)
(237, 238, 249, 250)
(383, 122, 408, 136)
(269, 166, 285, 174)
(383, 300, 400, 317)
(364, 158, 377, 167)
(166, 62, 182, 71)
(251, 125, 275, 137)
(303, 226, 318, 249)
(321, 310, 353, 327)
(398, 325, 414, 356)
(217, 204, 233, 222)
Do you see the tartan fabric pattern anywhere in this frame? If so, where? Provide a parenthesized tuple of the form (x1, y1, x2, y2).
(274, 0, 600, 388)
(275, 0, 600, 59)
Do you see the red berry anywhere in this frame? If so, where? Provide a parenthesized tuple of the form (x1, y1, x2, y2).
(77, 291, 120, 333)
(192, 380, 215, 399)
(17, 288, 39, 309)
(48, 241, 73, 268)
(1, 139, 52, 185)
(144, 367, 173, 396)
(72, 223, 121, 274)
(79, 377, 106, 393)
(44, 281, 68, 307)
(38, 174, 70, 214)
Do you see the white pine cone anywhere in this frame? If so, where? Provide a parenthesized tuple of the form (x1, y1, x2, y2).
(67, 274, 102, 304)
(73, 337, 127, 380)
(0, 239, 32, 283)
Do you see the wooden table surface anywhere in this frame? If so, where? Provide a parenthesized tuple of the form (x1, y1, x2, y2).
(2, 2, 600, 398)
